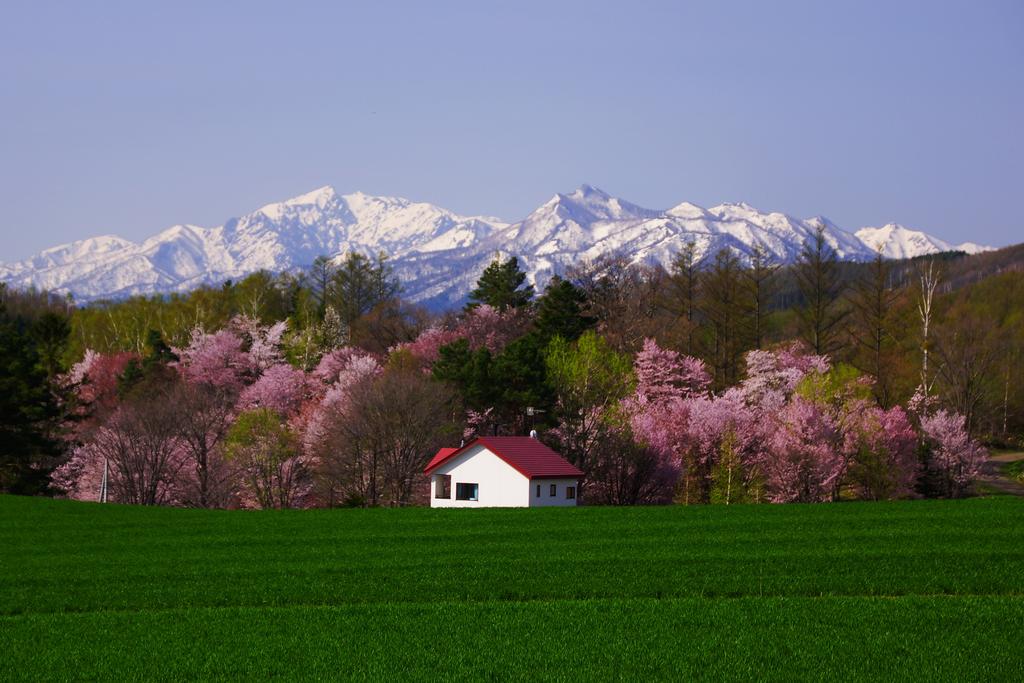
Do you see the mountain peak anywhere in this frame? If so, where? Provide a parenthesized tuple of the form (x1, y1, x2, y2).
(667, 201, 709, 219)
(712, 201, 759, 213)
(283, 185, 338, 206)
(255, 186, 340, 221)
(570, 184, 610, 199)
(1, 184, 993, 306)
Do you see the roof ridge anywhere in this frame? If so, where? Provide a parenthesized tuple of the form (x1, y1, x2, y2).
(424, 436, 583, 479)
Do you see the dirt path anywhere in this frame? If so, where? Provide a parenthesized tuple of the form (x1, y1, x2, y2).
(977, 451, 1024, 496)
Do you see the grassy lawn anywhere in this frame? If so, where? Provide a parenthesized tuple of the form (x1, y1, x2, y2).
(2, 496, 1022, 680)
(1004, 459, 1024, 484)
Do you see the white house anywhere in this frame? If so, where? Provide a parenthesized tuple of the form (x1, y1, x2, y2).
(424, 436, 584, 508)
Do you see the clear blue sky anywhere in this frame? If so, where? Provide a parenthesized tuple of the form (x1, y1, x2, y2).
(2, 0, 1022, 260)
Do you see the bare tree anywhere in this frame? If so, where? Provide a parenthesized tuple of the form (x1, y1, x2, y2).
(313, 369, 458, 506)
(568, 255, 667, 352)
(88, 389, 185, 505)
(586, 431, 674, 505)
(174, 383, 238, 508)
(916, 259, 941, 397)
(934, 306, 997, 435)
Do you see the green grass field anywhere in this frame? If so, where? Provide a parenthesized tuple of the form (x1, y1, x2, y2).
(2, 496, 1022, 680)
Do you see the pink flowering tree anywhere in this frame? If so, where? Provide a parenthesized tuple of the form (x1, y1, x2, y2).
(62, 350, 138, 433)
(239, 363, 308, 417)
(626, 339, 738, 503)
(920, 409, 986, 498)
(392, 304, 524, 371)
(303, 350, 384, 494)
(633, 338, 711, 404)
(175, 328, 253, 393)
(392, 327, 463, 368)
(458, 304, 526, 353)
(841, 404, 919, 500)
(312, 348, 379, 388)
(686, 391, 765, 504)
(227, 315, 288, 370)
(738, 342, 830, 411)
(50, 443, 106, 502)
(763, 397, 844, 503)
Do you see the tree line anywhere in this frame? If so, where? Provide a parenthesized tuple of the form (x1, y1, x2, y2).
(1, 235, 1020, 503)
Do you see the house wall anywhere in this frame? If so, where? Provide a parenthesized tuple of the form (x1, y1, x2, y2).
(528, 478, 580, 507)
(430, 444, 530, 508)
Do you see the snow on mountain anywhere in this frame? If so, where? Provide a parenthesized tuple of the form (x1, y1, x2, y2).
(0, 185, 992, 308)
(855, 223, 992, 259)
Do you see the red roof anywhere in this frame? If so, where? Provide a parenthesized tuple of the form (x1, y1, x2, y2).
(424, 436, 584, 480)
(424, 448, 459, 472)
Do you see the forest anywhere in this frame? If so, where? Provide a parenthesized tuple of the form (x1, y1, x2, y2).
(1, 229, 1021, 507)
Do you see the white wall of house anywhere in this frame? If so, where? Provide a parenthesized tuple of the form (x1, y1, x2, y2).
(528, 478, 580, 507)
(429, 444, 530, 508)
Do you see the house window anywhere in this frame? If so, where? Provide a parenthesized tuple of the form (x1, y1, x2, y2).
(536, 484, 540, 497)
(566, 486, 576, 500)
(550, 484, 557, 497)
(435, 474, 451, 499)
(455, 483, 479, 501)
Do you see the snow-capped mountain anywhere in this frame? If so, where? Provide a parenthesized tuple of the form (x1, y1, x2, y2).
(0, 185, 992, 308)
(854, 223, 989, 259)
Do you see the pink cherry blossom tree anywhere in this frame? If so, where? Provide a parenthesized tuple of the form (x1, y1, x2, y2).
(458, 303, 526, 353)
(738, 342, 830, 410)
(841, 404, 919, 500)
(175, 328, 252, 392)
(239, 363, 308, 417)
(62, 350, 138, 433)
(919, 409, 986, 498)
(633, 338, 710, 403)
(392, 327, 463, 367)
(763, 397, 844, 503)
(686, 390, 765, 504)
(233, 317, 288, 371)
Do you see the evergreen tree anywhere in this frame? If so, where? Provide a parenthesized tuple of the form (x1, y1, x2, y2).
(468, 256, 534, 311)
(533, 276, 595, 344)
(431, 339, 495, 410)
(700, 248, 746, 388)
(851, 252, 899, 406)
(31, 311, 71, 379)
(490, 333, 553, 432)
(308, 255, 337, 318)
(795, 225, 848, 355)
(0, 304, 63, 494)
(742, 245, 778, 350)
(329, 252, 401, 332)
(668, 240, 702, 355)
